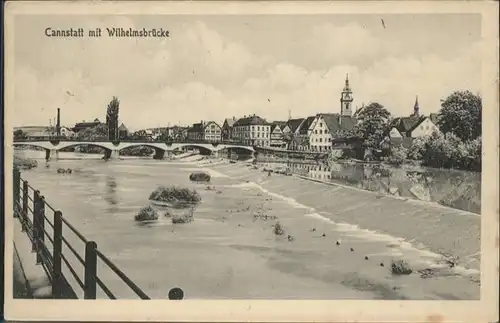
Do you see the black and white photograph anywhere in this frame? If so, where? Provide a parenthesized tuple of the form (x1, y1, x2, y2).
(3, 1, 499, 322)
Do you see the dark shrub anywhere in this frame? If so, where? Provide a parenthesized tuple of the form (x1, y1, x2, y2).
(149, 186, 202, 207)
(135, 205, 159, 221)
(390, 260, 413, 275)
(189, 172, 211, 182)
(274, 221, 285, 236)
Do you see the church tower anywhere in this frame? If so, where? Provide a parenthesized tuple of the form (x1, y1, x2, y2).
(340, 74, 353, 116)
(412, 95, 420, 117)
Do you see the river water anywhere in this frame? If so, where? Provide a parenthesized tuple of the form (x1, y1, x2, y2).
(13, 150, 481, 300)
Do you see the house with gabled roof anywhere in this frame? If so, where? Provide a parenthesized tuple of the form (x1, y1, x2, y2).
(118, 123, 129, 139)
(221, 117, 237, 140)
(389, 96, 441, 139)
(187, 120, 222, 142)
(270, 121, 287, 148)
(308, 113, 357, 152)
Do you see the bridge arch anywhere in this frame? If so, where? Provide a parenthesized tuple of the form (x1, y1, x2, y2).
(13, 142, 54, 151)
(56, 142, 112, 152)
(172, 143, 214, 155)
(117, 142, 167, 152)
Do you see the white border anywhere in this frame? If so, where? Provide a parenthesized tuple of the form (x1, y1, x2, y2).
(3, 1, 499, 322)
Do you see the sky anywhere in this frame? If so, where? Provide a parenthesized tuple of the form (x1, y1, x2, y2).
(13, 13, 482, 131)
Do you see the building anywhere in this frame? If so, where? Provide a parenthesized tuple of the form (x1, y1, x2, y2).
(203, 121, 222, 142)
(281, 117, 314, 151)
(221, 117, 237, 141)
(231, 115, 271, 147)
(270, 121, 287, 148)
(60, 126, 76, 138)
(296, 116, 315, 150)
(389, 96, 441, 139)
(187, 121, 222, 142)
(73, 118, 101, 133)
(309, 113, 356, 152)
(307, 76, 357, 152)
(166, 126, 189, 140)
(118, 123, 129, 139)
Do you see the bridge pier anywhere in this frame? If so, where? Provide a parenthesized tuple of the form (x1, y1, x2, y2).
(103, 149, 120, 160)
(45, 149, 59, 161)
(153, 149, 165, 160)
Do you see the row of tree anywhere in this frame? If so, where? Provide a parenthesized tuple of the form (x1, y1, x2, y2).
(351, 90, 482, 172)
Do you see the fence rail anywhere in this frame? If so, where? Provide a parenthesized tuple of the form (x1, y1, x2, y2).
(12, 167, 151, 299)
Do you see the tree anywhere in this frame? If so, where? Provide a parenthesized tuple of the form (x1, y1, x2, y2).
(351, 102, 391, 149)
(77, 123, 108, 141)
(437, 91, 481, 141)
(106, 97, 120, 141)
(14, 129, 27, 139)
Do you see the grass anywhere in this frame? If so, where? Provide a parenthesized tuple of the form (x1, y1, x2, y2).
(135, 205, 159, 222)
(149, 186, 202, 206)
(390, 260, 413, 275)
(189, 172, 211, 182)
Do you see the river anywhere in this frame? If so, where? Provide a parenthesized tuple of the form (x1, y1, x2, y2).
(13, 150, 481, 300)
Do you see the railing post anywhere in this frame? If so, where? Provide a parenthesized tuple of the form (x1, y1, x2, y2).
(32, 191, 40, 252)
(21, 181, 28, 232)
(52, 211, 63, 298)
(13, 168, 20, 217)
(36, 195, 46, 264)
(84, 241, 98, 299)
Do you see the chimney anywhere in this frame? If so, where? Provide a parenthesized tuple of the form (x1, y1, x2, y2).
(56, 108, 61, 136)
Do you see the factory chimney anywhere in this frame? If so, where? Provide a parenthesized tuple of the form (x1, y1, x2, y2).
(56, 108, 61, 136)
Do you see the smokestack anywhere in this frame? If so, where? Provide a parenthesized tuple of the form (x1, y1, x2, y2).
(56, 108, 61, 136)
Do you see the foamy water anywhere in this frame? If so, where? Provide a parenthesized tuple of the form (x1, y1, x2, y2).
(213, 165, 480, 278)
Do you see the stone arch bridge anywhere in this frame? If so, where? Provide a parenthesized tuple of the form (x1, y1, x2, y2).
(13, 140, 255, 161)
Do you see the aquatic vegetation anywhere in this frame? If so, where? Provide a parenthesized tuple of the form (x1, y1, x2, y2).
(135, 205, 159, 222)
(171, 208, 195, 224)
(149, 186, 202, 207)
(189, 172, 211, 182)
(390, 260, 413, 275)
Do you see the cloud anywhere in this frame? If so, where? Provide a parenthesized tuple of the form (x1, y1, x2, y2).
(11, 17, 482, 130)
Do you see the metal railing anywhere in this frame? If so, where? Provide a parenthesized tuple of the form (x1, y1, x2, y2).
(12, 167, 151, 299)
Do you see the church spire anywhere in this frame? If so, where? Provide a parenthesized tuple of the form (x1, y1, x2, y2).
(413, 95, 420, 117)
(343, 73, 350, 91)
(340, 74, 353, 117)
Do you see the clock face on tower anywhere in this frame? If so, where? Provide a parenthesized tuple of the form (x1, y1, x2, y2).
(343, 93, 352, 100)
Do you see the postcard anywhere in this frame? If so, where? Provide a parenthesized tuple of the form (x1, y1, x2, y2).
(3, 1, 499, 322)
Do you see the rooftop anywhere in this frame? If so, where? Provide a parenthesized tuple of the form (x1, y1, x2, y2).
(233, 115, 270, 127)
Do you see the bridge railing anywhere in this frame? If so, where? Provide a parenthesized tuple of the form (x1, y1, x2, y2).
(12, 167, 151, 299)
